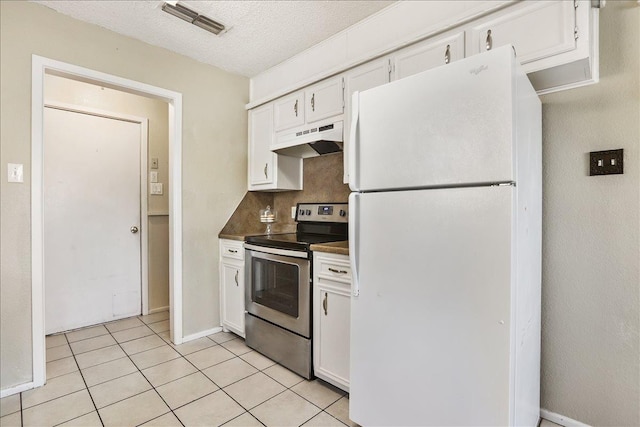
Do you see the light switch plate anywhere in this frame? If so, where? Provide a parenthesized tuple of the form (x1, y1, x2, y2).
(589, 149, 623, 176)
(150, 171, 158, 183)
(150, 183, 163, 195)
(8, 163, 24, 183)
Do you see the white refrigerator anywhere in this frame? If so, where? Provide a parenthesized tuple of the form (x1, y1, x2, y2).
(348, 46, 542, 426)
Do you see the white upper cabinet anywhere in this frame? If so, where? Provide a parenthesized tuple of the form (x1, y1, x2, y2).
(343, 57, 391, 184)
(304, 77, 345, 124)
(249, 104, 274, 187)
(392, 31, 465, 80)
(248, 1, 597, 105)
(248, 103, 302, 191)
(274, 91, 305, 132)
(467, 1, 576, 67)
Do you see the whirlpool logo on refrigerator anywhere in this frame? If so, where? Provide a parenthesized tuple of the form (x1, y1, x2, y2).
(469, 65, 489, 75)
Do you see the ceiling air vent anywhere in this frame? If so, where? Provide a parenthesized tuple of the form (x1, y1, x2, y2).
(162, 2, 226, 35)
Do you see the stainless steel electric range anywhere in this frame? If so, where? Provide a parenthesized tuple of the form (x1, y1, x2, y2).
(244, 202, 348, 379)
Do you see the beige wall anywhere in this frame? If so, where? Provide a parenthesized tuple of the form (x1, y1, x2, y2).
(539, 2, 639, 425)
(44, 74, 171, 312)
(0, 1, 248, 390)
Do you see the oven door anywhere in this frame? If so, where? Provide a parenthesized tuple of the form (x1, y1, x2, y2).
(244, 244, 311, 338)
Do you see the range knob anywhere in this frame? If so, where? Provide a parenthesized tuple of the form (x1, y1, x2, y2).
(305, 209, 312, 215)
(339, 209, 346, 217)
(299, 209, 305, 216)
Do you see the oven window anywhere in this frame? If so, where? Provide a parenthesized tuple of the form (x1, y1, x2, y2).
(251, 258, 300, 318)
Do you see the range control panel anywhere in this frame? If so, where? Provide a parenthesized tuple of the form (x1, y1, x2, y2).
(296, 203, 348, 223)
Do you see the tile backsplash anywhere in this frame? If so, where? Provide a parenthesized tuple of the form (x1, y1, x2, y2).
(272, 152, 350, 231)
(219, 153, 349, 236)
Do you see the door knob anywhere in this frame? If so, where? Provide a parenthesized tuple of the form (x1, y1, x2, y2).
(130, 226, 139, 233)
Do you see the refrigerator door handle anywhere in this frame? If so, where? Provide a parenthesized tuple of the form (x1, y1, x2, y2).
(348, 192, 360, 297)
(348, 91, 359, 192)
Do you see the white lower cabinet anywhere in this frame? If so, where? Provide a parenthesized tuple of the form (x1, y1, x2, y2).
(313, 252, 351, 391)
(219, 239, 245, 337)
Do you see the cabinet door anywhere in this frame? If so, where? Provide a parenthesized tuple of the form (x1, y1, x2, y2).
(221, 260, 245, 337)
(343, 57, 390, 183)
(315, 284, 351, 390)
(305, 77, 344, 124)
(274, 91, 305, 132)
(248, 104, 275, 188)
(467, 0, 576, 65)
(392, 31, 465, 80)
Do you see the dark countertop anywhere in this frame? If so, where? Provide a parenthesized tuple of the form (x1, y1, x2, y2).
(218, 233, 265, 241)
(310, 240, 349, 256)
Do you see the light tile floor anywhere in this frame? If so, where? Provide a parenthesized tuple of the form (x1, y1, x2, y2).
(0, 312, 354, 427)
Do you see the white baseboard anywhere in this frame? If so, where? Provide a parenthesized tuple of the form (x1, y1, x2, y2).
(182, 326, 222, 343)
(541, 409, 591, 427)
(148, 306, 170, 314)
(1, 381, 35, 398)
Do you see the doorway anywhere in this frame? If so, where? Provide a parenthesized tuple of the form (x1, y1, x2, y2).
(44, 104, 147, 334)
(31, 55, 185, 388)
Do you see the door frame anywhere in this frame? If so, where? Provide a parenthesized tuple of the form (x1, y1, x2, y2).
(31, 55, 184, 389)
(43, 101, 150, 329)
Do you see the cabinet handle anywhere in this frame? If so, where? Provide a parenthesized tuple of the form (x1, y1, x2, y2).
(234, 270, 239, 286)
(228, 249, 238, 253)
(294, 99, 298, 117)
(311, 93, 315, 112)
(328, 267, 347, 274)
(485, 29, 493, 51)
(264, 163, 268, 179)
(444, 44, 451, 64)
(323, 292, 328, 315)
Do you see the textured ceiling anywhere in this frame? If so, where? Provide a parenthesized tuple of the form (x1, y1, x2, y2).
(32, 0, 395, 77)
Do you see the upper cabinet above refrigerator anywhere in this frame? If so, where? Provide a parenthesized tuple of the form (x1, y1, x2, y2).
(350, 46, 539, 192)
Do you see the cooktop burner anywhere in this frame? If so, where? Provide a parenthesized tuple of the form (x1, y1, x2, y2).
(245, 202, 348, 252)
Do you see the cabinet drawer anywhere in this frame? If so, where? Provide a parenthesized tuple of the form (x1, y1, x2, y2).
(316, 257, 352, 282)
(221, 240, 244, 260)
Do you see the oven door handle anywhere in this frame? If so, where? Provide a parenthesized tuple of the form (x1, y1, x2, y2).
(244, 243, 309, 259)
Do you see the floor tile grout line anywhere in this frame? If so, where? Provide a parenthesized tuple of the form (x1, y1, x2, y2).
(19, 372, 94, 413)
(102, 323, 186, 427)
(160, 336, 275, 421)
(42, 316, 347, 427)
(162, 339, 255, 419)
(65, 330, 106, 427)
(34, 314, 168, 424)
(224, 410, 266, 427)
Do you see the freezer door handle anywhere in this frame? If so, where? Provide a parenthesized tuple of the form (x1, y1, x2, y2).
(348, 91, 360, 192)
(349, 192, 360, 297)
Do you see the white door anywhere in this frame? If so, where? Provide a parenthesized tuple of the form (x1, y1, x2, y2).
(44, 106, 142, 334)
(349, 186, 514, 426)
